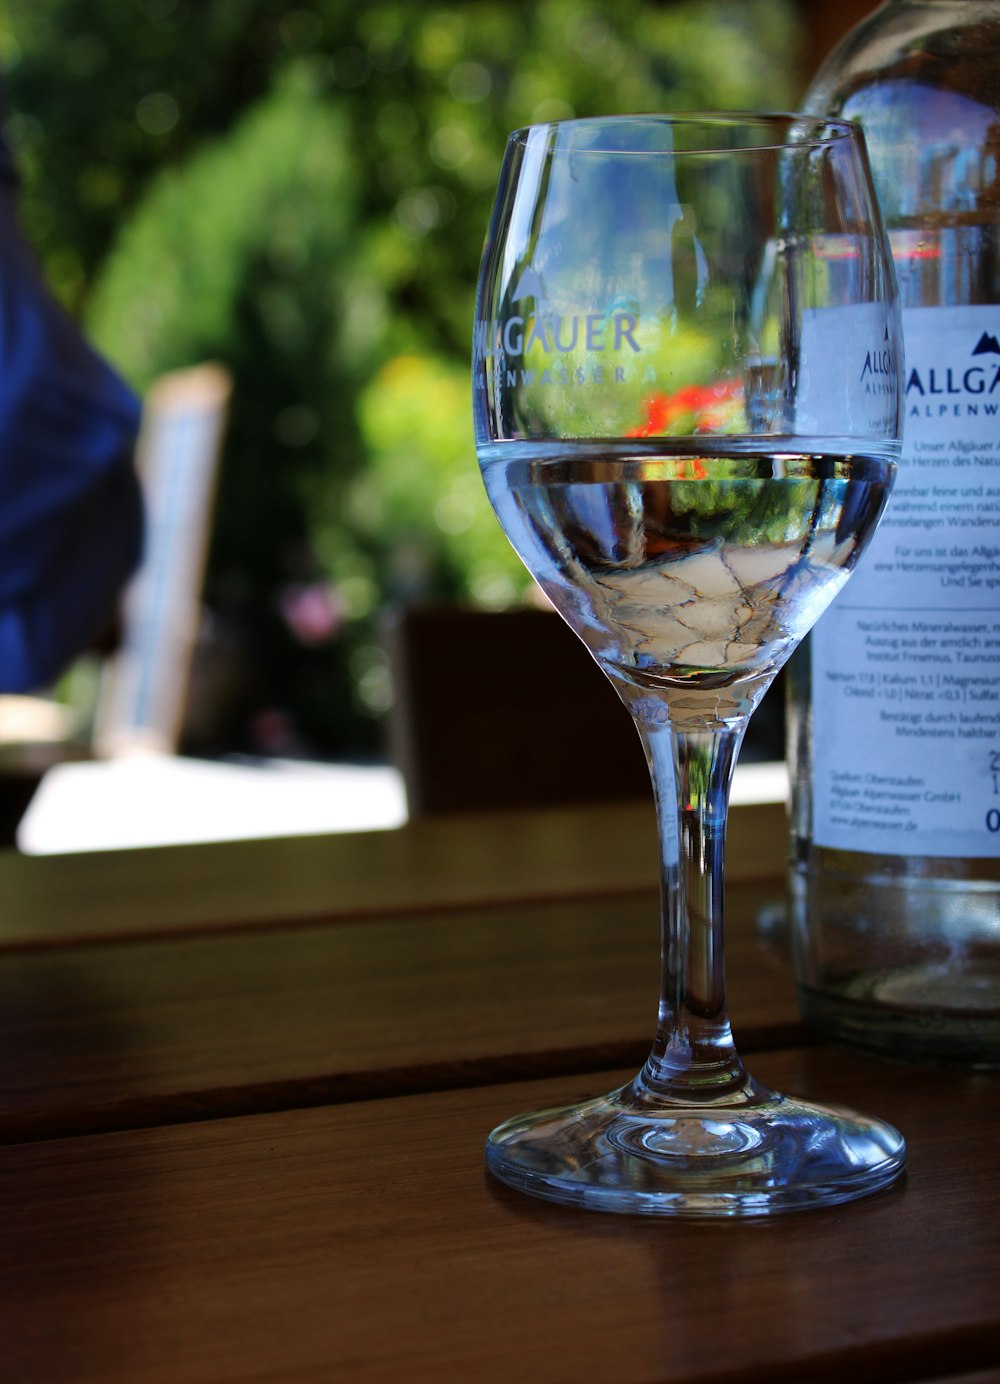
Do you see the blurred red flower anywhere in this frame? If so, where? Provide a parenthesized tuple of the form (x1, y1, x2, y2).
(626, 379, 744, 442)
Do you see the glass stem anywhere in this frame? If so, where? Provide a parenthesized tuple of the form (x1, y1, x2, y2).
(629, 704, 758, 1108)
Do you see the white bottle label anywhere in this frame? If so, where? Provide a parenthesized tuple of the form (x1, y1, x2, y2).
(797, 303, 898, 437)
(811, 305, 1000, 859)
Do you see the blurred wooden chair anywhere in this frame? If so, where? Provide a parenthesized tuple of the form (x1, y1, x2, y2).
(383, 602, 651, 816)
(0, 363, 232, 836)
(92, 362, 231, 756)
(384, 601, 788, 818)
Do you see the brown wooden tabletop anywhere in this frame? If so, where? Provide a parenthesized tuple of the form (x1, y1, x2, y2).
(0, 798, 787, 948)
(0, 799, 997, 1382)
(4, 1048, 998, 1384)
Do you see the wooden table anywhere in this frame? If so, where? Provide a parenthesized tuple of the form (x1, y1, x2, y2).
(0, 799, 996, 1382)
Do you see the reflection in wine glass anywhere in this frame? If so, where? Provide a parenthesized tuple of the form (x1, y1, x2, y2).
(472, 115, 906, 1216)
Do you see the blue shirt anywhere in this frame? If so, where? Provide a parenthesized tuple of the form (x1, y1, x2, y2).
(0, 132, 143, 691)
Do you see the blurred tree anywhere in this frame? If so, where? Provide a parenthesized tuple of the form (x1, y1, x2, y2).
(1, 0, 275, 307)
(1, 0, 804, 757)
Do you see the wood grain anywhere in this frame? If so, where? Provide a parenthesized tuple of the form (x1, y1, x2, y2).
(0, 879, 797, 1143)
(2, 1046, 997, 1384)
(0, 799, 787, 949)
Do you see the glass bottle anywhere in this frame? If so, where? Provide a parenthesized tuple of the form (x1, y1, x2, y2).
(791, 0, 1000, 1065)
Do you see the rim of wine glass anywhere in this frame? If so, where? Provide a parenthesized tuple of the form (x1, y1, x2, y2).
(507, 112, 863, 155)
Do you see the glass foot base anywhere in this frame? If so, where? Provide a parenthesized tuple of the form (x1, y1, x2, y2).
(486, 1083, 906, 1217)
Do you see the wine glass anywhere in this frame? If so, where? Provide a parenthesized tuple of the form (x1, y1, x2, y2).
(472, 114, 906, 1216)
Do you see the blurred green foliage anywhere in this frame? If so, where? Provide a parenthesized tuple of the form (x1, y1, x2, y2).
(1, 0, 804, 756)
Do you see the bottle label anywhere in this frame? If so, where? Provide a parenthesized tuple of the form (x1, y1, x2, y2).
(810, 305, 1000, 859)
(797, 303, 899, 437)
